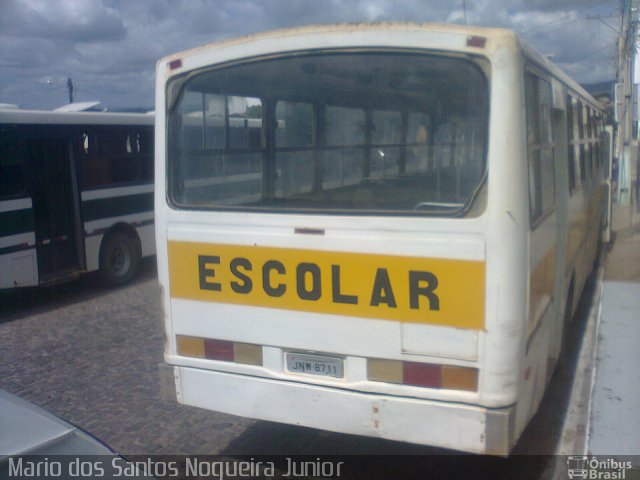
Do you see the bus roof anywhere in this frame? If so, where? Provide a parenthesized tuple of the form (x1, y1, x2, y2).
(0, 109, 154, 126)
(159, 22, 601, 110)
(160, 22, 514, 63)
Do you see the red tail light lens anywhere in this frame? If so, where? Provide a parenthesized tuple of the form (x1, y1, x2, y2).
(402, 361, 442, 388)
(466, 36, 486, 48)
(169, 59, 182, 70)
(204, 339, 234, 361)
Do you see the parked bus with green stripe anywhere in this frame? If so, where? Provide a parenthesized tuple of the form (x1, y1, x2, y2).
(0, 109, 154, 288)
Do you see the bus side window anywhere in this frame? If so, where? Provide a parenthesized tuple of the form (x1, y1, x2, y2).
(98, 128, 144, 186)
(80, 131, 111, 189)
(594, 114, 603, 174)
(571, 96, 581, 190)
(115, 131, 141, 183)
(0, 126, 25, 199)
(566, 95, 576, 193)
(578, 101, 587, 184)
(138, 129, 154, 182)
(80, 128, 150, 188)
(586, 107, 594, 181)
(526, 72, 555, 224)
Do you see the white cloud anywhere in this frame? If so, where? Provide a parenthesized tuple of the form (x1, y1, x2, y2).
(0, 0, 619, 110)
(0, 0, 126, 42)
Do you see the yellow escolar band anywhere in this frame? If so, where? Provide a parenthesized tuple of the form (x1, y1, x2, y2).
(168, 241, 485, 329)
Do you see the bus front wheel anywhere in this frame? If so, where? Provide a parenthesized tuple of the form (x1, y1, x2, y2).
(99, 232, 141, 286)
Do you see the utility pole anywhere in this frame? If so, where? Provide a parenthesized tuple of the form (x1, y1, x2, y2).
(67, 78, 74, 103)
(614, 0, 639, 223)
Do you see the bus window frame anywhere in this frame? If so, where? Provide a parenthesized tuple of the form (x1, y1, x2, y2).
(166, 48, 491, 218)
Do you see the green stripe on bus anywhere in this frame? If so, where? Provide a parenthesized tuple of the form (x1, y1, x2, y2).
(82, 192, 154, 222)
(0, 208, 35, 237)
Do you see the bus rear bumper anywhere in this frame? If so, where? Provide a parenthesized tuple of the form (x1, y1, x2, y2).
(165, 365, 515, 455)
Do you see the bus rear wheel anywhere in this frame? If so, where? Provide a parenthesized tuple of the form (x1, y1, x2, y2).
(99, 232, 141, 286)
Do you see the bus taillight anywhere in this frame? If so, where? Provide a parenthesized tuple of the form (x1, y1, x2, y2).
(176, 335, 262, 366)
(368, 358, 478, 392)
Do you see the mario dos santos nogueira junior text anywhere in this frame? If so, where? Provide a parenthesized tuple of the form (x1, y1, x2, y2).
(7, 456, 345, 478)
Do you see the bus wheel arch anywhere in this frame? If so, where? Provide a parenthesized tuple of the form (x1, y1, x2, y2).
(99, 224, 142, 286)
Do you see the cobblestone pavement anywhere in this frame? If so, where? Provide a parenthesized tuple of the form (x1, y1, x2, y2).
(0, 260, 253, 456)
(0, 257, 598, 477)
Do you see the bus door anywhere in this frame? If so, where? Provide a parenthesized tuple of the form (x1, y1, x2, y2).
(26, 130, 82, 282)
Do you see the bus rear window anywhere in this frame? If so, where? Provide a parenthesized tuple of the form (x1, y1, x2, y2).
(168, 52, 488, 216)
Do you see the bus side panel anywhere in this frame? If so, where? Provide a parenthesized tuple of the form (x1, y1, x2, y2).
(139, 223, 156, 258)
(0, 250, 38, 288)
(515, 294, 554, 436)
(81, 184, 155, 272)
(518, 76, 566, 434)
(84, 234, 100, 272)
(481, 37, 529, 410)
(0, 198, 38, 288)
(516, 210, 558, 437)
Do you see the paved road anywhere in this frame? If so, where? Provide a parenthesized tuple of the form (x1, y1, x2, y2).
(0, 258, 599, 478)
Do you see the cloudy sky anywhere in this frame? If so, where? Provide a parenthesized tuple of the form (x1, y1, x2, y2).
(0, 0, 621, 110)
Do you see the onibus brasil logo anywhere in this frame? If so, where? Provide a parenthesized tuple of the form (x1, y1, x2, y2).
(567, 456, 633, 479)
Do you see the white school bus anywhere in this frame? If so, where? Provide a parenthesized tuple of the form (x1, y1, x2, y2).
(155, 23, 608, 455)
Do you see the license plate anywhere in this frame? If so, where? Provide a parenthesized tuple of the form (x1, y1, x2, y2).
(286, 353, 344, 378)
